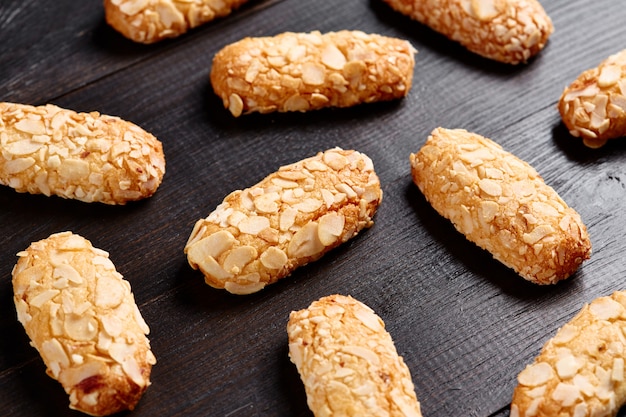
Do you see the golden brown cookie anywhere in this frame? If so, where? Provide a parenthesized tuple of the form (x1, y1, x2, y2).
(558, 49, 626, 148)
(12, 231, 156, 416)
(410, 127, 591, 284)
(0, 102, 165, 204)
(512, 291, 626, 417)
(185, 148, 382, 294)
(210, 30, 416, 116)
(104, 0, 250, 44)
(287, 294, 423, 417)
(381, 0, 553, 64)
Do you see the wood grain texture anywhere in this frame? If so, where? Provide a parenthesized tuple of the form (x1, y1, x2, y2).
(1, 0, 626, 416)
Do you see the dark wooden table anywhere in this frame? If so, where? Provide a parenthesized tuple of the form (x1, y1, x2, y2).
(1, 0, 626, 416)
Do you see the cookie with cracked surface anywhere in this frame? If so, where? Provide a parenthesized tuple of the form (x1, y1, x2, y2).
(558, 49, 626, 148)
(184, 148, 382, 294)
(381, 0, 553, 64)
(12, 231, 156, 416)
(511, 291, 626, 417)
(410, 127, 591, 284)
(287, 294, 423, 417)
(0, 102, 165, 204)
(210, 30, 416, 116)
(104, 0, 250, 44)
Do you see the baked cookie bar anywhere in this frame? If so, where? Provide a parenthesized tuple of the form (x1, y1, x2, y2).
(381, 0, 553, 64)
(558, 49, 626, 148)
(512, 291, 626, 417)
(287, 294, 423, 417)
(0, 102, 165, 204)
(210, 30, 416, 116)
(12, 231, 156, 416)
(410, 128, 591, 284)
(185, 148, 382, 294)
(104, 0, 250, 43)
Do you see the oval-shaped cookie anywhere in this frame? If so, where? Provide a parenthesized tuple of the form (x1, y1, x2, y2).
(558, 49, 626, 148)
(184, 148, 382, 294)
(104, 0, 250, 44)
(512, 291, 626, 417)
(12, 231, 156, 416)
(0, 102, 166, 204)
(410, 127, 591, 284)
(210, 30, 416, 116)
(381, 0, 553, 64)
(287, 294, 423, 417)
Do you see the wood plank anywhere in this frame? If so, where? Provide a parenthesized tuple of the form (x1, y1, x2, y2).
(1, 0, 626, 416)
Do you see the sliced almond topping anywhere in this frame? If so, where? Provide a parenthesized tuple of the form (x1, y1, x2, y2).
(238, 216, 271, 235)
(522, 225, 554, 245)
(64, 314, 98, 341)
(470, 0, 499, 20)
(518, 362, 554, 387)
(551, 382, 581, 407)
(223, 246, 258, 274)
(100, 314, 124, 337)
(94, 274, 126, 309)
(254, 192, 280, 213)
(353, 307, 384, 332)
(287, 222, 325, 258)
(41, 338, 70, 370)
(188, 230, 236, 260)
(336, 183, 357, 199)
(343, 61, 367, 82)
(321, 44, 347, 70)
(589, 297, 625, 320)
(224, 281, 266, 295)
(293, 198, 323, 213)
(572, 374, 595, 397)
(341, 345, 380, 366)
(553, 324, 579, 345)
(5, 140, 44, 156)
(323, 151, 349, 170)
(14, 118, 46, 135)
(53, 264, 83, 285)
(280, 207, 298, 231)
(260, 246, 288, 269)
(318, 212, 345, 246)
(272, 177, 299, 189)
(304, 159, 328, 172)
(478, 178, 502, 197)
(555, 354, 581, 379)
(277, 170, 308, 181)
(29, 289, 60, 308)
(228, 93, 244, 117)
(283, 95, 310, 112)
(122, 355, 145, 386)
(58, 159, 90, 181)
(598, 64, 621, 87)
(196, 255, 232, 281)
(118, 0, 149, 15)
(5, 157, 35, 174)
(479, 200, 499, 223)
(302, 62, 326, 86)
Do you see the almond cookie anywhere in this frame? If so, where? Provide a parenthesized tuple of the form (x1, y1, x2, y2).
(210, 30, 416, 116)
(410, 128, 591, 284)
(511, 291, 626, 417)
(558, 49, 626, 148)
(0, 102, 165, 204)
(381, 0, 553, 64)
(184, 148, 382, 294)
(287, 294, 423, 417)
(12, 231, 156, 416)
(104, 0, 250, 44)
